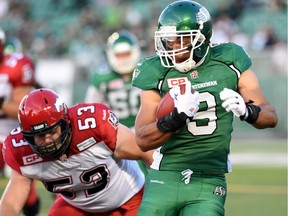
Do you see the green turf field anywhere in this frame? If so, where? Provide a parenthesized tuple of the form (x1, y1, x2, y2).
(226, 166, 287, 216)
(0, 139, 286, 216)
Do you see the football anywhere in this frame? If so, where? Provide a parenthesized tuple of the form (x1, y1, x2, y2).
(156, 84, 195, 120)
(156, 91, 174, 120)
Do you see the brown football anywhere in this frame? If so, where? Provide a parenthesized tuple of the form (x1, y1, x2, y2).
(156, 84, 195, 120)
(156, 91, 174, 120)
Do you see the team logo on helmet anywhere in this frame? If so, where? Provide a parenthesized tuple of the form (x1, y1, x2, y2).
(54, 97, 63, 112)
(196, 8, 210, 25)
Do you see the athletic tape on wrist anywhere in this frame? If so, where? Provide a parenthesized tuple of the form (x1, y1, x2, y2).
(240, 103, 261, 124)
(157, 108, 187, 132)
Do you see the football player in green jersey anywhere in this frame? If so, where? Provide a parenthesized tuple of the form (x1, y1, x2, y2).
(85, 31, 149, 175)
(85, 30, 141, 128)
(132, 1, 278, 216)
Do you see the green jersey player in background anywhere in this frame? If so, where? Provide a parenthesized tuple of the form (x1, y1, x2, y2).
(85, 31, 148, 175)
(132, 1, 278, 216)
(85, 31, 141, 128)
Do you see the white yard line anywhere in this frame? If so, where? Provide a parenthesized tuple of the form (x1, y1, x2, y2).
(228, 184, 287, 194)
(230, 153, 287, 166)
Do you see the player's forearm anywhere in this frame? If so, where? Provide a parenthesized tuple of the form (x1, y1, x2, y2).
(0, 205, 20, 216)
(135, 122, 172, 151)
(252, 104, 278, 129)
(141, 150, 154, 167)
(0, 193, 23, 216)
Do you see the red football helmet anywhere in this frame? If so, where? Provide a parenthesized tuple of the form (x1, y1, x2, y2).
(18, 88, 71, 160)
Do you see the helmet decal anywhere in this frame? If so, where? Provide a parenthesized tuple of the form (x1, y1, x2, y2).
(31, 122, 49, 132)
(159, 26, 177, 32)
(196, 8, 210, 26)
(54, 97, 64, 112)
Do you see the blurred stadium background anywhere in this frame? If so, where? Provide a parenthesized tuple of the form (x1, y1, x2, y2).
(0, 0, 287, 215)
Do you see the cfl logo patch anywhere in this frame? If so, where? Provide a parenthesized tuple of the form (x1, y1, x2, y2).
(23, 154, 43, 165)
(167, 77, 189, 88)
(213, 186, 226, 197)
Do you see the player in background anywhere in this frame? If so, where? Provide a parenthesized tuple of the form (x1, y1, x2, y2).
(132, 1, 278, 215)
(4, 36, 43, 90)
(4, 36, 23, 55)
(85, 31, 148, 175)
(0, 88, 153, 215)
(0, 28, 41, 216)
(85, 30, 141, 129)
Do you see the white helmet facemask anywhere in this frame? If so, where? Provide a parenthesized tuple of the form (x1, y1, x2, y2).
(107, 42, 140, 75)
(155, 23, 208, 72)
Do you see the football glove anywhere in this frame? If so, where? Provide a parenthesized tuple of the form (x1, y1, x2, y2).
(220, 88, 261, 124)
(220, 88, 246, 117)
(157, 82, 199, 132)
(170, 81, 199, 119)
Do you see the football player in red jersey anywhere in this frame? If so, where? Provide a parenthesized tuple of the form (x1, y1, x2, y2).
(0, 88, 153, 216)
(0, 28, 41, 216)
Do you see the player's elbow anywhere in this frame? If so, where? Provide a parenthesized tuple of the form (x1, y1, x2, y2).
(136, 137, 150, 152)
(269, 116, 278, 128)
(254, 113, 278, 129)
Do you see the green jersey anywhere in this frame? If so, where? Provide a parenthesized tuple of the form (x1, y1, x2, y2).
(132, 42, 252, 173)
(87, 66, 140, 128)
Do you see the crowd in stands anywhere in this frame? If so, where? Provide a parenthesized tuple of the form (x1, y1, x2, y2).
(0, 0, 286, 74)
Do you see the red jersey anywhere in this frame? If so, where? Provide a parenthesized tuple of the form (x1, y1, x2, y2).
(0, 52, 35, 94)
(0, 53, 35, 138)
(3, 103, 144, 213)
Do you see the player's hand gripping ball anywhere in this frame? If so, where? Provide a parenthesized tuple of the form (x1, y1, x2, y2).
(156, 83, 196, 120)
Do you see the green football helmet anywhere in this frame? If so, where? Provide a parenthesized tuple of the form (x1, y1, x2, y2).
(4, 37, 23, 54)
(155, 0, 213, 72)
(106, 31, 140, 75)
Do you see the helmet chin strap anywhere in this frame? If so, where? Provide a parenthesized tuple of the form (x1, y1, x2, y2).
(175, 58, 196, 72)
(175, 45, 210, 72)
(174, 27, 204, 73)
(174, 42, 198, 72)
